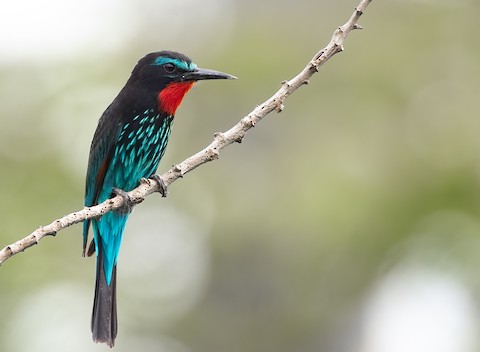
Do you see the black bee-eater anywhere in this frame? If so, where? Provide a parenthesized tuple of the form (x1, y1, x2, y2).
(83, 51, 236, 347)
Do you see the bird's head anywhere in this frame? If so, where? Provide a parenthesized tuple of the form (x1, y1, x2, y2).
(129, 51, 236, 115)
(131, 51, 237, 84)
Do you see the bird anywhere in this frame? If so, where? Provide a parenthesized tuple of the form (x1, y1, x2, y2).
(83, 51, 236, 347)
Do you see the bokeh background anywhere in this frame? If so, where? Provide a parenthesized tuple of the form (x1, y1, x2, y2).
(1, 0, 480, 351)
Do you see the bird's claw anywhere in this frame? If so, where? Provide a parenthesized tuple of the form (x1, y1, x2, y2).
(112, 187, 134, 214)
(150, 174, 168, 197)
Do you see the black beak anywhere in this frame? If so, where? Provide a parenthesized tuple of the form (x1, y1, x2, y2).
(179, 67, 237, 82)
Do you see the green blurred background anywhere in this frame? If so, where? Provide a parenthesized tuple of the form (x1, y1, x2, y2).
(2, 0, 480, 351)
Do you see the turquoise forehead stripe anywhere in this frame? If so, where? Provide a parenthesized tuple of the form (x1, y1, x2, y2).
(152, 57, 197, 71)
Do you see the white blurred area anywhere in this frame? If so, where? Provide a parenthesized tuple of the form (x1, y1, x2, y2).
(0, 0, 235, 64)
(357, 211, 480, 352)
(360, 267, 478, 352)
(0, 0, 138, 64)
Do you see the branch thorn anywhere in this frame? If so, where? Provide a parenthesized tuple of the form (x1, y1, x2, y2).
(173, 164, 185, 177)
(281, 80, 290, 89)
(214, 132, 227, 143)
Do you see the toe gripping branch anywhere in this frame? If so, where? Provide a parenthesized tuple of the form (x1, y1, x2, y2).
(111, 187, 134, 214)
(150, 174, 168, 197)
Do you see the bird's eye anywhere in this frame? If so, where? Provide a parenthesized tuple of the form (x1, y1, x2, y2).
(163, 63, 176, 73)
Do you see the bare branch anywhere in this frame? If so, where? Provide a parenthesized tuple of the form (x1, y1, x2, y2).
(0, 0, 373, 266)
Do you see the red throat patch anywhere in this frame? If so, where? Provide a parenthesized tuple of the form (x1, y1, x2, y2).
(158, 82, 195, 115)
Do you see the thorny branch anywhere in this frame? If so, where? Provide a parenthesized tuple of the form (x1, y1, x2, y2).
(0, 0, 373, 266)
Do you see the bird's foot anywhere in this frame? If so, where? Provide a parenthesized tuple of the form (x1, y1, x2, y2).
(150, 174, 168, 197)
(112, 187, 134, 214)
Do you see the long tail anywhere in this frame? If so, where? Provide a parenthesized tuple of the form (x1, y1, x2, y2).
(91, 240, 117, 348)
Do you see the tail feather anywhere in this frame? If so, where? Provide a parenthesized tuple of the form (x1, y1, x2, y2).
(92, 242, 117, 348)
